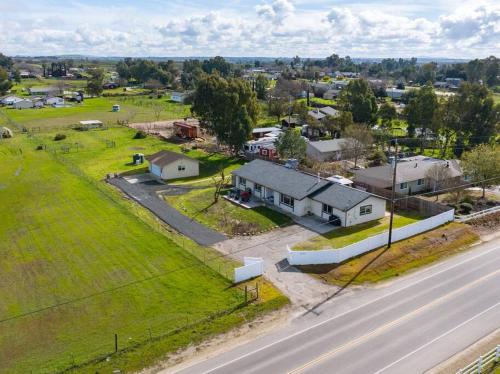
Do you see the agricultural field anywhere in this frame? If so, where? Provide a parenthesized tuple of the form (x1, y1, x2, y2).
(0, 96, 191, 130)
(292, 211, 422, 251)
(0, 133, 286, 372)
(164, 187, 292, 235)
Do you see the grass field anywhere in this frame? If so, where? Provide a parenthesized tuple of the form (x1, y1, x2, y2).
(298, 222, 479, 285)
(0, 135, 287, 373)
(165, 188, 292, 235)
(292, 211, 421, 251)
(0, 96, 191, 130)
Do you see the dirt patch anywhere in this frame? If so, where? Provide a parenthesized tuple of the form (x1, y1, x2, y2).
(466, 211, 500, 236)
(297, 223, 480, 286)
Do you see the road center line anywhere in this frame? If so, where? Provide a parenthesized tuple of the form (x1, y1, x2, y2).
(200, 247, 500, 374)
(286, 267, 500, 374)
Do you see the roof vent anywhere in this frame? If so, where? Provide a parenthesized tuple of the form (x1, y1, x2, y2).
(414, 163, 418, 168)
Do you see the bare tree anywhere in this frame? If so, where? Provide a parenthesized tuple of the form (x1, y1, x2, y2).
(152, 103, 164, 123)
(340, 124, 373, 168)
(212, 168, 229, 203)
(425, 163, 452, 201)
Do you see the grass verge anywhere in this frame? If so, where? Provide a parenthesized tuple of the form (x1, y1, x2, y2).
(297, 222, 479, 285)
(292, 211, 421, 251)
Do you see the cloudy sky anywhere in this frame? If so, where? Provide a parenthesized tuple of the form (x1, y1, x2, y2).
(0, 0, 499, 59)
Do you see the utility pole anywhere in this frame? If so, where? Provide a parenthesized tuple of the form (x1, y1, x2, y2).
(387, 139, 398, 248)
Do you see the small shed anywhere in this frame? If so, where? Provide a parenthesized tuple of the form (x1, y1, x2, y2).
(146, 150, 199, 180)
(132, 153, 145, 165)
(78, 120, 103, 130)
(173, 121, 198, 139)
(112, 104, 120, 112)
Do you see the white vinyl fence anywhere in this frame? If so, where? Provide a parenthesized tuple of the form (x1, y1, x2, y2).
(455, 205, 500, 222)
(234, 257, 264, 283)
(287, 209, 454, 266)
(457, 344, 500, 374)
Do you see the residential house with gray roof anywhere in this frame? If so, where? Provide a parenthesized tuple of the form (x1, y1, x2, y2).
(306, 138, 350, 161)
(231, 159, 385, 226)
(353, 157, 463, 195)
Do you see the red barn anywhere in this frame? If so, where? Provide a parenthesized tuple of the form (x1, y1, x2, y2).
(173, 122, 199, 139)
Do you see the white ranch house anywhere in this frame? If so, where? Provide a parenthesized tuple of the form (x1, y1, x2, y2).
(232, 159, 386, 227)
(146, 150, 199, 180)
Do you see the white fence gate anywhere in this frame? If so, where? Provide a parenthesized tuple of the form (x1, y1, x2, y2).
(234, 257, 264, 283)
(288, 210, 455, 266)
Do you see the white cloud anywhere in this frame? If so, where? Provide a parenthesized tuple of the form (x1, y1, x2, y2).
(0, 0, 498, 58)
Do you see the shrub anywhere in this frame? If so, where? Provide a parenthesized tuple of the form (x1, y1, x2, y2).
(461, 195, 474, 205)
(133, 130, 147, 139)
(54, 133, 66, 141)
(459, 202, 473, 215)
(35, 145, 44, 150)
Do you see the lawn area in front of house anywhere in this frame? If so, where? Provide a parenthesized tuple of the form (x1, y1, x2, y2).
(164, 187, 292, 235)
(297, 222, 479, 285)
(292, 211, 422, 251)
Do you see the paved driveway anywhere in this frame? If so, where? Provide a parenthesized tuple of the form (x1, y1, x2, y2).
(213, 225, 335, 306)
(109, 177, 226, 246)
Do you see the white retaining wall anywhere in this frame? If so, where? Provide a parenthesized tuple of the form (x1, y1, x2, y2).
(287, 209, 454, 265)
(234, 257, 264, 283)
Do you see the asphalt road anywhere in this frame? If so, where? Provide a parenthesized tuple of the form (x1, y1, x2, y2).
(173, 239, 500, 374)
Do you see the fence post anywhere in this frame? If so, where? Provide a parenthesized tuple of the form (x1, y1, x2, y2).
(256, 282, 259, 300)
(114, 333, 118, 353)
(477, 355, 482, 373)
(245, 285, 248, 303)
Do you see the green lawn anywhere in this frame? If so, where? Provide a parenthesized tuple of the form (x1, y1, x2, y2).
(0, 96, 190, 130)
(292, 212, 422, 251)
(0, 136, 287, 373)
(165, 188, 292, 235)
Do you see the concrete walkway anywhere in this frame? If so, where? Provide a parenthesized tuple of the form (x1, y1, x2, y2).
(109, 177, 226, 246)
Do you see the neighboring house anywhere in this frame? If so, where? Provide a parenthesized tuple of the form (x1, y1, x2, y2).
(13, 99, 34, 109)
(281, 117, 301, 128)
(386, 88, 406, 100)
(252, 127, 281, 139)
(445, 77, 462, 89)
(28, 86, 59, 96)
(46, 97, 64, 106)
(308, 109, 326, 121)
(243, 136, 278, 158)
(170, 91, 191, 103)
(319, 106, 339, 117)
(306, 138, 349, 161)
(78, 120, 104, 129)
(146, 150, 199, 180)
(173, 121, 199, 138)
(323, 89, 340, 100)
(231, 159, 385, 226)
(353, 157, 463, 195)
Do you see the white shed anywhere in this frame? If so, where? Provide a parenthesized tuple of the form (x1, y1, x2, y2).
(146, 150, 199, 180)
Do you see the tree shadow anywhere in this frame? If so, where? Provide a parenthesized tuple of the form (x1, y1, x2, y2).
(300, 245, 391, 316)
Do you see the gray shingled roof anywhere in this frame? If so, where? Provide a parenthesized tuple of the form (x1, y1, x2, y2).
(319, 106, 339, 117)
(232, 159, 329, 200)
(353, 159, 463, 187)
(307, 138, 349, 153)
(310, 184, 373, 211)
(146, 150, 198, 168)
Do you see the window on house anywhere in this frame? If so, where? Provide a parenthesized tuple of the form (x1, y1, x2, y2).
(322, 204, 333, 215)
(178, 165, 186, 171)
(360, 205, 372, 215)
(254, 184, 262, 192)
(399, 182, 408, 190)
(280, 193, 294, 208)
(239, 177, 246, 187)
(417, 179, 424, 186)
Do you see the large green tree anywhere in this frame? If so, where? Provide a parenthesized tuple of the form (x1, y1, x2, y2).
(404, 84, 438, 152)
(255, 74, 268, 100)
(461, 144, 500, 198)
(0, 67, 13, 95)
(340, 79, 377, 124)
(202, 56, 231, 77)
(274, 129, 307, 160)
(86, 68, 105, 96)
(192, 75, 258, 153)
(0, 53, 13, 70)
(378, 102, 397, 128)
